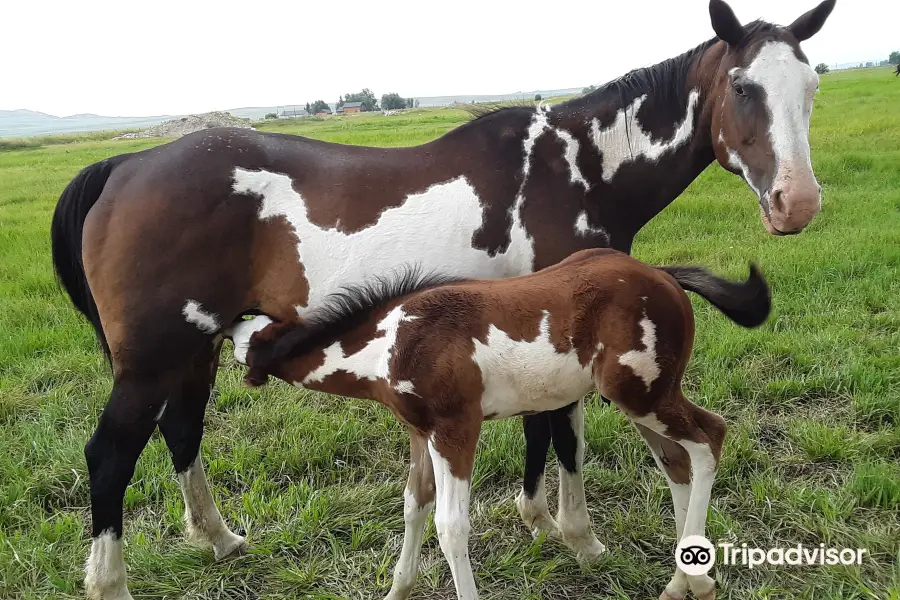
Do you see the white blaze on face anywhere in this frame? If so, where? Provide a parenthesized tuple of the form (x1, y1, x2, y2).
(302, 305, 416, 385)
(590, 89, 700, 183)
(745, 41, 819, 194)
(233, 171, 535, 317)
(617, 315, 660, 390)
(473, 310, 598, 419)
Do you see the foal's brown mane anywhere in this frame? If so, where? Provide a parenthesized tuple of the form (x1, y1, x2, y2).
(247, 266, 465, 373)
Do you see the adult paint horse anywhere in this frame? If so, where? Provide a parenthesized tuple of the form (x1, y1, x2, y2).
(51, 1, 834, 598)
(226, 249, 771, 600)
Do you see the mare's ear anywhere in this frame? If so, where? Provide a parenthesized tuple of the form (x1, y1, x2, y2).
(709, 0, 746, 45)
(788, 0, 836, 42)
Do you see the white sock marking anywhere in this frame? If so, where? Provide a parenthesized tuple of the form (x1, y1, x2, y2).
(177, 453, 245, 560)
(428, 439, 478, 600)
(182, 300, 220, 334)
(84, 529, 132, 600)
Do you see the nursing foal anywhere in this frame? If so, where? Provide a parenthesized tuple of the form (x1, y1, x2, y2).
(229, 248, 770, 600)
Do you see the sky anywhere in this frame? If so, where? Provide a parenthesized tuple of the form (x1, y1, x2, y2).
(2, 0, 895, 117)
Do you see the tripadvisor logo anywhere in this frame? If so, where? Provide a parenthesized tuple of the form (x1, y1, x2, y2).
(675, 536, 868, 572)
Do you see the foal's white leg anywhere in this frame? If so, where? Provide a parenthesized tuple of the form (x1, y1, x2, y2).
(677, 440, 718, 600)
(177, 453, 247, 560)
(556, 400, 605, 561)
(635, 424, 691, 600)
(386, 434, 435, 600)
(428, 439, 478, 600)
(84, 530, 132, 600)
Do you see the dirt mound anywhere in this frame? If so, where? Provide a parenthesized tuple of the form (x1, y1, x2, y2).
(117, 111, 252, 139)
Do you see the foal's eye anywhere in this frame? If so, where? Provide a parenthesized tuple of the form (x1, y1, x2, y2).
(733, 83, 747, 97)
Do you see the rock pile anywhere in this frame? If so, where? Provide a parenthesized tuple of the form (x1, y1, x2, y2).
(116, 111, 252, 139)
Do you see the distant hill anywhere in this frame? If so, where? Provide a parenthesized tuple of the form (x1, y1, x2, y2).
(1, 87, 586, 138)
(0, 109, 177, 138)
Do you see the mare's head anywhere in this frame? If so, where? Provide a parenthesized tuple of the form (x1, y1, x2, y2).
(707, 0, 835, 235)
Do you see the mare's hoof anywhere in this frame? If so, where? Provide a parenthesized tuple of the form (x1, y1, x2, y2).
(213, 534, 249, 561)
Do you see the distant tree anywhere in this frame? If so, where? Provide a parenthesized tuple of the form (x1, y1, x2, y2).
(310, 100, 330, 114)
(407, 98, 415, 109)
(337, 95, 344, 109)
(413, 99, 420, 108)
(534, 93, 542, 101)
(342, 89, 379, 111)
(305, 102, 311, 113)
(865, 61, 875, 68)
(381, 93, 408, 110)
(889, 51, 900, 65)
(264, 112, 278, 119)
(814, 63, 830, 74)
(582, 84, 597, 94)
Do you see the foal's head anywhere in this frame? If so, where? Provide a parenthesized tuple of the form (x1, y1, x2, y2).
(707, 0, 835, 235)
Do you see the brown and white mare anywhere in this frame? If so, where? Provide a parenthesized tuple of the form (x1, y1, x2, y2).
(228, 249, 771, 600)
(50, 1, 834, 598)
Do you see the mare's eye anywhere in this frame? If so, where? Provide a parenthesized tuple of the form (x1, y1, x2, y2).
(733, 83, 747, 97)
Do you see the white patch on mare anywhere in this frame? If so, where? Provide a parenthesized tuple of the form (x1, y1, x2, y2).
(745, 41, 818, 189)
(553, 127, 589, 189)
(233, 171, 535, 317)
(302, 305, 414, 386)
(617, 315, 661, 390)
(182, 300, 220, 334)
(574, 211, 608, 240)
(590, 88, 700, 183)
(227, 315, 274, 364)
(394, 380, 419, 396)
(473, 311, 596, 419)
(84, 529, 132, 600)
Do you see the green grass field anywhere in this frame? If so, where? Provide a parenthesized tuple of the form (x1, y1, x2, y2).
(1, 68, 898, 600)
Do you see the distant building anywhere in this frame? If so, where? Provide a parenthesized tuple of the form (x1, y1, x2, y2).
(315, 108, 332, 117)
(280, 108, 308, 118)
(340, 101, 364, 114)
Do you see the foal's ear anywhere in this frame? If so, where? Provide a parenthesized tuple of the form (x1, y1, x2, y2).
(788, 0, 836, 42)
(709, 0, 746, 46)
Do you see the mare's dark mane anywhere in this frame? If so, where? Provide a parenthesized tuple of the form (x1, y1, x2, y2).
(464, 20, 783, 123)
(248, 267, 464, 371)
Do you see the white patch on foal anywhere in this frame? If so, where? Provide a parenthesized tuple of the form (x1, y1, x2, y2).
(428, 438, 477, 600)
(590, 88, 700, 183)
(302, 305, 414, 386)
(227, 315, 274, 364)
(233, 171, 535, 317)
(745, 41, 819, 193)
(473, 310, 595, 419)
(84, 529, 131, 600)
(182, 299, 220, 334)
(617, 315, 661, 390)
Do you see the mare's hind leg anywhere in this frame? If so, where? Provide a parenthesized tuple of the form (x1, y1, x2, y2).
(157, 339, 246, 559)
(634, 424, 693, 600)
(84, 373, 168, 600)
(516, 413, 559, 537)
(385, 429, 436, 600)
(550, 400, 605, 561)
(631, 395, 726, 600)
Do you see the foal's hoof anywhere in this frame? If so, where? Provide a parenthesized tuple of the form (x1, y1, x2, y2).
(213, 534, 249, 561)
(695, 590, 716, 600)
(659, 592, 683, 600)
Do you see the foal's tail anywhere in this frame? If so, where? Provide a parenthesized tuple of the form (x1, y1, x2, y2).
(658, 264, 771, 328)
(51, 154, 130, 362)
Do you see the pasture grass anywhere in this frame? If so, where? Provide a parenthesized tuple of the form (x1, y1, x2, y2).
(0, 68, 898, 599)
